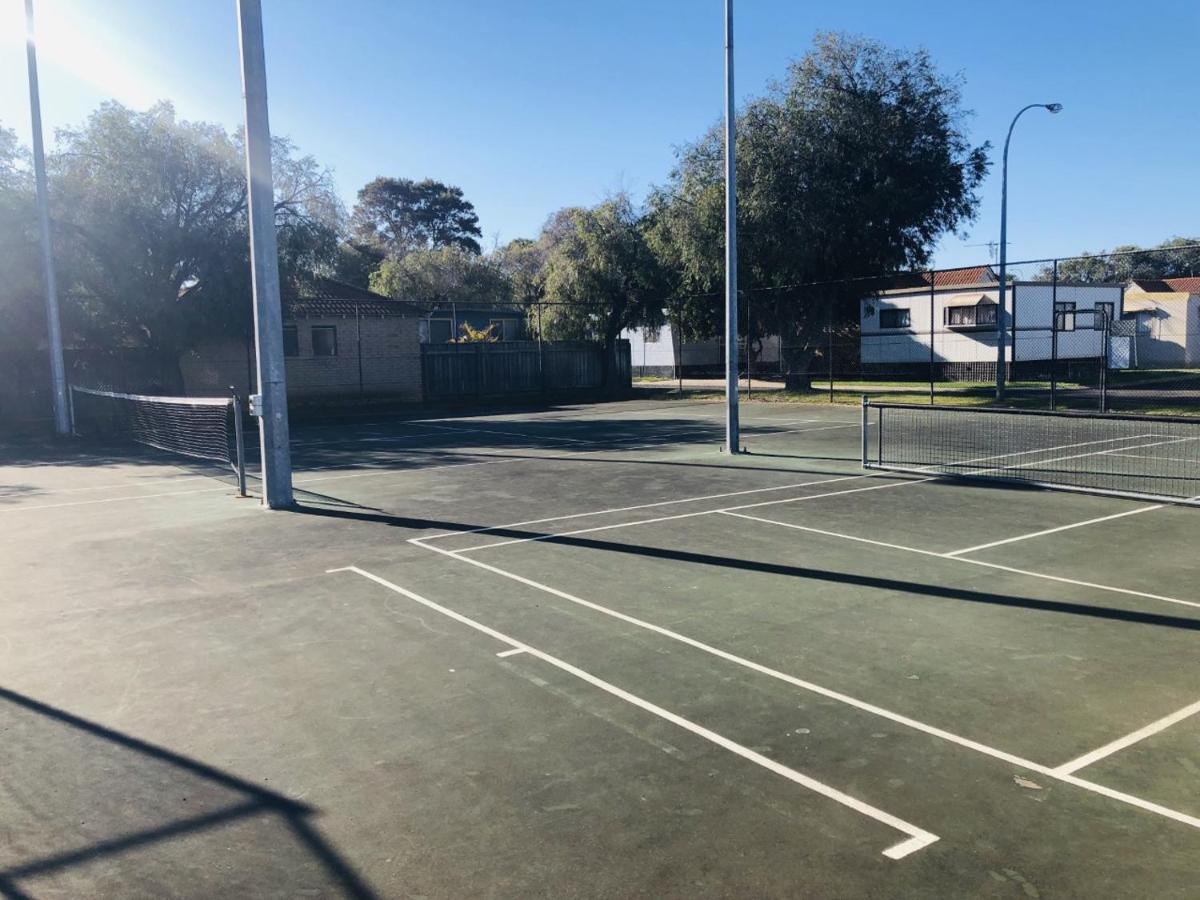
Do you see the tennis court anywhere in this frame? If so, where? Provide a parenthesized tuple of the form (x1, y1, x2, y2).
(2, 398, 1198, 897)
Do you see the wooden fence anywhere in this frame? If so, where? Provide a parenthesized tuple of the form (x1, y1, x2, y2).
(421, 340, 631, 400)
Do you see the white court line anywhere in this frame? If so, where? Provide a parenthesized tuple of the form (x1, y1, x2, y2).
(408, 541, 1200, 837)
(454, 476, 926, 553)
(0, 482, 238, 512)
(1054, 698, 1200, 776)
(418, 471, 895, 543)
(1109, 452, 1199, 464)
(327, 564, 938, 860)
(496, 647, 527, 658)
(719, 510, 1200, 612)
(942, 504, 1165, 557)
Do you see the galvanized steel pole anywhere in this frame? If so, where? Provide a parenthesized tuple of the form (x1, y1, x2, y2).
(723, 0, 740, 453)
(236, 0, 293, 507)
(24, 0, 69, 435)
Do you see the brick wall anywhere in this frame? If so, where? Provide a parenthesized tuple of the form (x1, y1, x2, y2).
(181, 315, 424, 401)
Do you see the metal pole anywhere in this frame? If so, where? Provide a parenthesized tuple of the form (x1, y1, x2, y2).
(24, 0, 69, 436)
(827, 297, 834, 402)
(1100, 312, 1109, 412)
(356, 303, 364, 395)
(929, 271, 936, 404)
(745, 290, 751, 398)
(674, 300, 683, 396)
(537, 302, 545, 393)
(722, 0, 740, 453)
(860, 395, 869, 467)
(1050, 260, 1058, 410)
(231, 390, 247, 498)
(237, 0, 293, 508)
(996, 102, 1063, 400)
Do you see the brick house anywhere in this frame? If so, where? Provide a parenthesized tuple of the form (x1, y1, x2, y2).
(180, 278, 427, 400)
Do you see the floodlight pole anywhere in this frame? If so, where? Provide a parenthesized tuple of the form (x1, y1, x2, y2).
(236, 0, 293, 508)
(24, 0, 69, 436)
(996, 102, 1062, 399)
(723, 0, 740, 453)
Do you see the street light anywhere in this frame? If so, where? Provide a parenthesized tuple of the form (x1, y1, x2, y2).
(995, 102, 1062, 399)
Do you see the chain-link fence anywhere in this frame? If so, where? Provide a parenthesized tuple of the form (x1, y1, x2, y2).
(647, 246, 1199, 416)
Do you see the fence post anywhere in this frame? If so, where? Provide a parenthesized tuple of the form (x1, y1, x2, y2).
(745, 290, 752, 398)
(1100, 312, 1110, 412)
(827, 296, 834, 402)
(356, 303, 364, 395)
(929, 270, 936, 404)
(537, 302, 545, 394)
(1050, 260, 1058, 410)
(860, 395, 869, 466)
(675, 300, 684, 396)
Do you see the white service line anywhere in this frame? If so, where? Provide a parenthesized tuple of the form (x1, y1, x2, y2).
(719, 510, 1200, 612)
(454, 475, 926, 553)
(327, 564, 938, 860)
(941, 504, 1165, 557)
(0, 482, 236, 512)
(407, 541, 1200, 837)
(1053, 698, 1200, 776)
(419, 471, 896, 543)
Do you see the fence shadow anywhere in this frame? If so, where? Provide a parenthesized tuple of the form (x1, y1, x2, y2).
(0, 686, 377, 899)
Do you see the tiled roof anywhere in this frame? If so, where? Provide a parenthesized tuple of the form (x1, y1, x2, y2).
(289, 277, 428, 318)
(1129, 277, 1200, 294)
(882, 265, 998, 292)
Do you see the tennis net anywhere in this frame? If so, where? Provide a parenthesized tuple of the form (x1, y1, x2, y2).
(71, 386, 247, 492)
(863, 401, 1200, 506)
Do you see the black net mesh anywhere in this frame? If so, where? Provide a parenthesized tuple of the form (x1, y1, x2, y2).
(71, 387, 237, 470)
(867, 402, 1200, 505)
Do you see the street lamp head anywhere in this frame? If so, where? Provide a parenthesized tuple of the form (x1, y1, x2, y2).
(1045, 103, 1064, 114)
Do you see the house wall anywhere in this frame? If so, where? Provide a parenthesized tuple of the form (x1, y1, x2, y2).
(181, 316, 423, 400)
(620, 324, 781, 376)
(425, 308, 527, 342)
(1123, 292, 1200, 367)
(860, 283, 1124, 366)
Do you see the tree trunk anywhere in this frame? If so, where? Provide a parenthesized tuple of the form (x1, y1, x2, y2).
(783, 348, 817, 393)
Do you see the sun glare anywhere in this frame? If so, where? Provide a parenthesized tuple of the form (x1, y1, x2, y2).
(6, 0, 160, 109)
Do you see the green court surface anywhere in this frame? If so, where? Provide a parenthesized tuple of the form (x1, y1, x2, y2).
(2, 399, 1198, 898)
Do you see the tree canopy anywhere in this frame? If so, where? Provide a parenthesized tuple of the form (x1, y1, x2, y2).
(45, 102, 342, 373)
(370, 245, 510, 307)
(539, 194, 666, 349)
(350, 177, 482, 257)
(1046, 237, 1200, 283)
(648, 32, 989, 375)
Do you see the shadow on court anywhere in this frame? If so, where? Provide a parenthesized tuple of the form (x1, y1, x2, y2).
(0, 687, 377, 900)
(292, 504, 1200, 634)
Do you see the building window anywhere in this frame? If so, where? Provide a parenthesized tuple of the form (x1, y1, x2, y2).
(1094, 301, 1114, 330)
(282, 325, 299, 357)
(945, 302, 997, 328)
(878, 308, 911, 329)
(1054, 301, 1076, 332)
(489, 318, 520, 341)
(428, 319, 453, 343)
(311, 325, 338, 356)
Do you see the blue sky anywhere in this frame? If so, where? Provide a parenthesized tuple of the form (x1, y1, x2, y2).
(1, 0, 1197, 270)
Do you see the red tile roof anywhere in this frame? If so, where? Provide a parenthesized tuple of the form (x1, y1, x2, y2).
(1129, 277, 1200, 294)
(882, 265, 998, 292)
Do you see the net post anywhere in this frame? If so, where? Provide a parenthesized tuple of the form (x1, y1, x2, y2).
(860, 395, 870, 467)
(231, 390, 248, 498)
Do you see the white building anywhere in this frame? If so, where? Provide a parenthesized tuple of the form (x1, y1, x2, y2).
(859, 266, 1126, 376)
(622, 325, 781, 377)
(1123, 277, 1200, 367)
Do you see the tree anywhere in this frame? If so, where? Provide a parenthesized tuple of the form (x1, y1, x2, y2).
(540, 194, 666, 387)
(47, 101, 342, 385)
(648, 32, 989, 387)
(1047, 238, 1200, 283)
(0, 125, 44, 373)
(370, 245, 510, 307)
(493, 237, 547, 309)
(350, 177, 482, 256)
